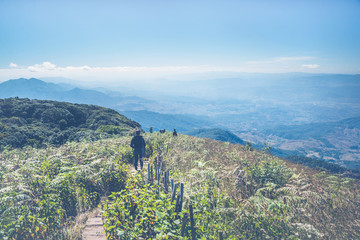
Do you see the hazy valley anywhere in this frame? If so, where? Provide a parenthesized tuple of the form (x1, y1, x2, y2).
(1, 74, 360, 169)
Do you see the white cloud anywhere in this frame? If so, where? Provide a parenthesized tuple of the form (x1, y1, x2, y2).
(241, 56, 322, 73)
(23, 62, 211, 74)
(28, 61, 57, 72)
(247, 56, 315, 64)
(301, 64, 320, 69)
(0, 61, 223, 83)
(4, 59, 321, 78)
(273, 56, 315, 62)
(63, 65, 92, 71)
(0, 59, 329, 84)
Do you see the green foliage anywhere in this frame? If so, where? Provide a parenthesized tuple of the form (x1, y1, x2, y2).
(0, 186, 66, 240)
(100, 157, 128, 194)
(245, 141, 254, 151)
(41, 108, 75, 125)
(245, 157, 293, 190)
(0, 137, 131, 239)
(103, 183, 181, 239)
(0, 98, 140, 149)
(188, 180, 236, 239)
(1, 131, 359, 239)
(102, 171, 235, 239)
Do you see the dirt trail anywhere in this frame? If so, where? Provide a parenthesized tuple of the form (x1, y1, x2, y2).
(82, 208, 106, 240)
(82, 158, 148, 239)
(130, 157, 149, 175)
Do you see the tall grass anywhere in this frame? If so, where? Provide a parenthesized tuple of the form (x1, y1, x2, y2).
(1, 132, 359, 239)
(159, 133, 360, 239)
(0, 137, 132, 239)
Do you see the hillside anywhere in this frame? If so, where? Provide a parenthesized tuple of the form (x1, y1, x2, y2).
(0, 98, 140, 148)
(185, 128, 246, 144)
(0, 133, 359, 239)
(184, 128, 360, 177)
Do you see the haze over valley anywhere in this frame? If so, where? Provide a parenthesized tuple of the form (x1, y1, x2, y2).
(1, 74, 360, 169)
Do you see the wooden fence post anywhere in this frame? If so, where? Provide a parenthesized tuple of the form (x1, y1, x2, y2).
(189, 204, 196, 240)
(167, 170, 170, 186)
(159, 162, 163, 178)
(171, 183, 178, 203)
(157, 163, 161, 185)
(164, 171, 169, 193)
(154, 160, 158, 181)
(179, 183, 184, 212)
(218, 230, 224, 240)
(175, 194, 181, 213)
(150, 164, 154, 185)
(180, 213, 188, 236)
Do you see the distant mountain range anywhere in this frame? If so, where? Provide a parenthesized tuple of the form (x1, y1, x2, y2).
(0, 78, 139, 108)
(1, 77, 360, 169)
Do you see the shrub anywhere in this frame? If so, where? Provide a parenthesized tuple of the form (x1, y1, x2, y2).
(102, 182, 182, 239)
(245, 157, 293, 191)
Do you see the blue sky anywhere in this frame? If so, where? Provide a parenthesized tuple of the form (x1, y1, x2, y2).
(0, 0, 359, 82)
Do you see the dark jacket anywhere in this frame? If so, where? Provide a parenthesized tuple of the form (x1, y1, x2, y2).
(130, 136, 146, 150)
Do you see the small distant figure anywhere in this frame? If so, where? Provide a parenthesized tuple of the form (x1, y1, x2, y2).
(130, 130, 146, 171)
(160, 129, 166, 134)
(173, 129, 177, 137)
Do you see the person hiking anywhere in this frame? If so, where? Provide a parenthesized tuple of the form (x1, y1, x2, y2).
(130, 130, 146, 171)
(173, 128, 177, 137)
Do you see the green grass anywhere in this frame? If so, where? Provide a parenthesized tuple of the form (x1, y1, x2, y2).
(1, 133, 359, 239)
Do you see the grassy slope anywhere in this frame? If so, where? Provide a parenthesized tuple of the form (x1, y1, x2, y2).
(160, 134, 360, 239)
(1, 133, 359, 239)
